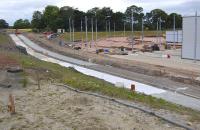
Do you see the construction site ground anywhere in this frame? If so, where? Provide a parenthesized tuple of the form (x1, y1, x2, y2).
(0, 79, 185, 130)
(25, 33, 200, 99)
(111, 50, 200, 74)
(1, 32, 200, 129)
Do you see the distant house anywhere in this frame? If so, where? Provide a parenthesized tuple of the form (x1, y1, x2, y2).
(57, 29, 65, 34)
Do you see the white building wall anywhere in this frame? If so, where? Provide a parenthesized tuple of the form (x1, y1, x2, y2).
(182, 16, 200, 60)
(197, 17, 200, 59)
(166, 30, 182, 44)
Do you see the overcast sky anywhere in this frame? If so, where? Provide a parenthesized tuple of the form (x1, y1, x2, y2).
(0, 0, 200, 25)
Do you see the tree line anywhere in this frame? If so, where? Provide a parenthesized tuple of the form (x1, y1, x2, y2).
(0, 19, 9, 29)
(1, 5, 183, 32)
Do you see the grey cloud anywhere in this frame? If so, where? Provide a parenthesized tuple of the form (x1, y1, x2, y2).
(0, 0, 60, 25)
(0, 0, 199, 25)
(163, 0, 200, 15)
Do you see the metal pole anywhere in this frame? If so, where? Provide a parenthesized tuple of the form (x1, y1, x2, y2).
(96, 16, 98, 47)
(81, 20, 83, 33)
(131, 9, 134, 52)
(106, 21, 108, 38)
(173, 14, 176, 49)
(194, 11, 198, 63)
(177, 30, 179, 44)
(81, 19, 83, 43)
(85, 16, 88, 48)
(142, 18, 144, 45)
(69, 17, 71, 42)
(156, 19, 159, 44)
(124, 22, 126, 37)
(91, 18, 94, 48)
(114, 22, 115, 37)
(72, 19, 74, 44)
(109, 20, 111, 37)
(72, 19, 75, 54)
(159, 17, 162, 45)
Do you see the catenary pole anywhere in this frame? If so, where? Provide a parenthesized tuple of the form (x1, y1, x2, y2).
(85, 16, 88, 49)
(69, 17, 71, 42)
(91, 18, 94, 48)
(173, 14, 176, 49)
(131, 9, 134, 52)
(142, 18, 144, 45)
(124, 22, 126, 37)
(194, 11, 198, 63)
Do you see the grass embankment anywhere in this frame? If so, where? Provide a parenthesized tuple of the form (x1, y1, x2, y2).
(6, 29, 32, 34)
(61, 31, 165, 41)
(2, 52, 198, 122)
(0, 33, 10, 45)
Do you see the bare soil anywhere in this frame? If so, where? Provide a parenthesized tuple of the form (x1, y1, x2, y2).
(0, 81, 184, 130)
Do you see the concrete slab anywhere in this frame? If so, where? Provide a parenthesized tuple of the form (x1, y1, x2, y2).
(153, 92, 200, 111)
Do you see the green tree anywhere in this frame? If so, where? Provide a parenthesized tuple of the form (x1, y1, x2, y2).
(149, 9, 168, 30)
(0, 19, 9, 28)
(125, 5, 144, 30)
(125, 5, 143, 18)
(87, 7, 101, 30)
(59, 6, 75, 31)
(43, 5, 59, 31)
(144, 12, 153, 30)
(73, 9, 85, 31)
(166, 13, 182, 29)
(31, 11, 45, 32)
(29, 5, 183, 32)
(13, 19, 31, 29)
(112, 12, 124, 31)
(96, 7, 113, 31)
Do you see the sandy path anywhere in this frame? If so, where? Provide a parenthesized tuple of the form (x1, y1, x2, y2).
(0, 83, 184, 130)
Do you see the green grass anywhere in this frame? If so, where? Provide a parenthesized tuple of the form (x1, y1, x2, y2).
(19, 72, 28, 88)
(0, 33, 9, 45)
(6, 29, 32, 33)
(61, 31, 165, 42)
(4, 52, 200, 122)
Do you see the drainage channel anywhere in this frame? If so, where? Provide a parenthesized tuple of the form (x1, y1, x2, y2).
(10, 34, 200, 112)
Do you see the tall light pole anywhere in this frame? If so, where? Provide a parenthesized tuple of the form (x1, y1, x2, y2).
(131, 9, 134, 52)
(69, 17, 72, 42)
(156, 19, 159, 44)
(106, 16, 111, 37)
(106, 20, 108, 37)
(91, 18, 94, 48)
(109, 19, 111, 37)
(141, 17, 144, 45)
(159, 17, 162, 46)
(124, 21, 126, 37)
(81, 19, 83, 46)
(85, 16, 88, 49)
(194, 11, 198, 63)
(72, 19, 74, 44)
(95, 13, 98, 48)
(173, 14, 176, 49)
(114, 22, 115, 37)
